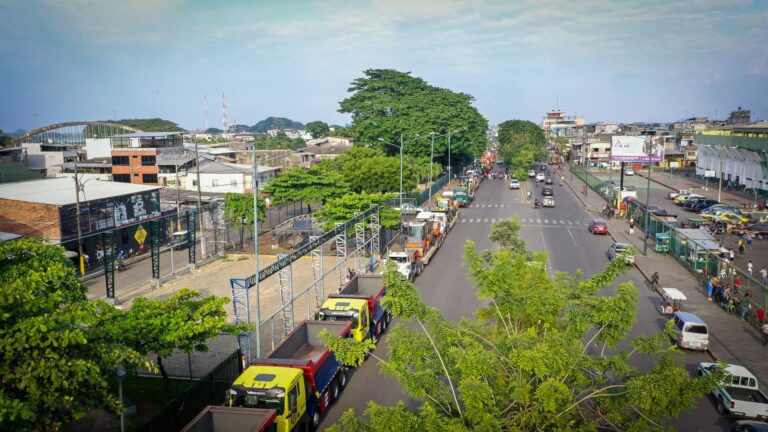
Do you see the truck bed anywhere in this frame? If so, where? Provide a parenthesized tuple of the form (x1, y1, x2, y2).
(181, 406, 276, 432)
(266, 321, 349, 365)
(334, 275, 385, 299)
(729, 387, 768, 404)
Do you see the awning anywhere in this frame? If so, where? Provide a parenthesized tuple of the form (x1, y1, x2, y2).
(662, 288, 687, 301)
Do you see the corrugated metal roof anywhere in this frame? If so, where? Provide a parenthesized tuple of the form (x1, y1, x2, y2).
(110, 132, 183, 138)
(0, 178, 162, 206)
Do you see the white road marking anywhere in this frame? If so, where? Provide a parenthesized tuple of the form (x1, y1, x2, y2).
(460, 218, 466, 223)
(483, 218, 489, 223)
(544, 219, 549, 224)
(566, 227, 578, 246)
(560, 220, 566, 224)
(567, 220, 573, 225)
(537, 219, 542, 223)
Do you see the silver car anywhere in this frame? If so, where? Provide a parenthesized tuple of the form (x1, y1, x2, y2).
(607, 242, 635, 264)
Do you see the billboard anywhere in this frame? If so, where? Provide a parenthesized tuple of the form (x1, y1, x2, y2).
(610, 136, 662, 162)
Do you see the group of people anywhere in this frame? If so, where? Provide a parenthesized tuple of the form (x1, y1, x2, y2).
(601, 203, 617, 219)
(706, 273, 752, 318)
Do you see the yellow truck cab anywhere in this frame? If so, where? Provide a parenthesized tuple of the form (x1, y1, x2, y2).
(316, 298, 371, 342)
(316, 274, 389, 344)
(228, 365, 304, 432)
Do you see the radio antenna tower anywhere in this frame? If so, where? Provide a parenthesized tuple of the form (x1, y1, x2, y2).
(222, 93, 228, 133)
(204, 93, 208, 131)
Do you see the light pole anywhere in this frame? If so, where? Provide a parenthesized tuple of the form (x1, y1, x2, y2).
(378, 136, 404, 209)
(642, 137, 653, 256)
(73, 165, 86, 275)
(429, 133, 435, 210)
(116, 366, 126, 432)
(251, 141, 261, 359)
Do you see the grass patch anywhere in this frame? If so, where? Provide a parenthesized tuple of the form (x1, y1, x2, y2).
(108, 375, 194, 430)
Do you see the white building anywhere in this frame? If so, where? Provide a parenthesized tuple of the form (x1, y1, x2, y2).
(186, 159, 280, 194)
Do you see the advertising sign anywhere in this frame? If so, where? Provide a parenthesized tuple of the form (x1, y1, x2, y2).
(704, 170, 716, 178)
(610, 136, 662, 162)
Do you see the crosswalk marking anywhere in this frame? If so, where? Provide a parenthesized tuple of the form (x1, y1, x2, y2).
(456, 218, 589, 226)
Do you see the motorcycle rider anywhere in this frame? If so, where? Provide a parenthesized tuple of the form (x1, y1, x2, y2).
(533, 198, 540, 209)
(116, 250, 127, 272)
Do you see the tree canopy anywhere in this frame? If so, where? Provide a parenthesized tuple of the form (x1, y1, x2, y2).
(325, 218, 719, 431)
(261, 167, 350, 205)
(0, 239, 249, 430)
(497, 120, 548, 179)
(115, 118, 185, 132)
(314, 192, 400, 231)
(316, 147, 417, 194)
(338, 69, 488, 168)
(305, 121, 331, 138)
(223, 192, 267, 250)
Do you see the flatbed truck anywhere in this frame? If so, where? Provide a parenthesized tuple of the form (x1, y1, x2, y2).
(227, 321, 352, 432)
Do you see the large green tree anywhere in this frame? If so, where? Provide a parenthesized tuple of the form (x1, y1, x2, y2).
(262, 167, 350, 205)
(108, 289, 249, 381)
(317, 147, 418, 194)
(305, 121, 331, 139)
(0, 239, 144, 430)
(338, 69, 488, 168)
(313, 192, 400, 231)
(223, 193, 267, 250)
(325, 219, 719, 431)
(497, 120, 548, 179)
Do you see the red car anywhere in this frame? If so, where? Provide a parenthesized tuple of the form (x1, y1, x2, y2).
(588, 219, 609, 235)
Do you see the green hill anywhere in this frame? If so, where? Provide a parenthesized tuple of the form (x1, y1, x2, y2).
(251, 117, 304, 133)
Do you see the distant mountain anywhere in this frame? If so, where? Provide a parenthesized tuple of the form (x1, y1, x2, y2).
(205, 128, 223, 134)
(251, 117, 304, 133)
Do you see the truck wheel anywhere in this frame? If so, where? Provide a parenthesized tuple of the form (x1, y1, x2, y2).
(338, 370, 348, 388)
(715, 396, 726, 415)
(311, 409, 321, 430)
(331, 380, 340, 401)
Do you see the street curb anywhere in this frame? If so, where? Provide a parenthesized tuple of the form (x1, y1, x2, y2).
(561, 168, 720, 363)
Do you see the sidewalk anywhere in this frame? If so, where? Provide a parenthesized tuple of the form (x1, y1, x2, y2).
(561, 166, 768, 386)
(637, 169, 766, 207)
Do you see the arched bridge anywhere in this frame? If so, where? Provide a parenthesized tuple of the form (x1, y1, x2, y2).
(11, 121, 143, 145)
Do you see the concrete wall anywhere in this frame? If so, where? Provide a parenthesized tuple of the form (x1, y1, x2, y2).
(0, 198, 61, 240)
(84, 138, 112, 159)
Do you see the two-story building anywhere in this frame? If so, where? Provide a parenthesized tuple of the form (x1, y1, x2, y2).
(109, 132, 184, 185)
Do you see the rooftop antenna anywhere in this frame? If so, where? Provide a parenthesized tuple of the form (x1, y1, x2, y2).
(556, 95, 559, 110)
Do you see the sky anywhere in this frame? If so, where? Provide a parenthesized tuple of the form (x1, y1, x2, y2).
(1, 0, 767, 132)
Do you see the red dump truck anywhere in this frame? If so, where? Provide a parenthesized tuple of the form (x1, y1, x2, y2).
(227, 320, 352, 432)
(181, 406, 277, 432)
(316, 274, 390, 343)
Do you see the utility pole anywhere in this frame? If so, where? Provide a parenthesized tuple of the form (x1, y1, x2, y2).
(447, 131, 452, 183)
(718, 146, 724, 202)
(399, 134, 404, 210)
(642, 138, 652, 256)
(73, 164, 85, 275)
(175, 162, 182, 231)
(428, 133, 435, 210)
(194, 137, 206, 257)
(251, 141, 261, 359)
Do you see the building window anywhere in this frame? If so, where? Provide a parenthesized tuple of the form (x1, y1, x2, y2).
(112, 156, 129, 165)
(141, 155, 156, 166)
(113, 174, 131, 183)
(142, 174, 158, 183)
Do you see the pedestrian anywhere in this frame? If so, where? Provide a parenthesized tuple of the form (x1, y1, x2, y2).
(734, 274, 742, 290)
(629, 218, 635, 235)
(729, 248, 736, 262)
(747, 260, 754, 278)
(761, 266, 768, 285)
(706, 276, 713, 301)
(650, 271, 660, 291)
(738, 239, 745, 256)
(369, 255, 375, 273)
(740, 291, 752, 319)
(747, 232, 753, 249)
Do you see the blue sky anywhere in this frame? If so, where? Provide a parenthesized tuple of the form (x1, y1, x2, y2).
(1, 0, 767, 132)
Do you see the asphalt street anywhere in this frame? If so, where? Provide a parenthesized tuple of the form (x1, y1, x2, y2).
(320, 164, 729, 431)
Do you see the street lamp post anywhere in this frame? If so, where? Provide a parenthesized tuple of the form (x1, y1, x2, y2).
(116, 366, 126, 432)
(429, 133, 435, 210)
(642, 138, 653, 256)
(251, 142, 261, 359)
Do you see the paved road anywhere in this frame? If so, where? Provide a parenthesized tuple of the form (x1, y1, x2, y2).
(320, 165, 728, 430)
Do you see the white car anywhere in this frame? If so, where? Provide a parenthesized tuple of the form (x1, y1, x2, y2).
(527, 170, 536, 178)
(509, 179, 520, 189)
(394, 203, 424, 215)
(624, 169, 635, 176)
(536, 173, 546, 181)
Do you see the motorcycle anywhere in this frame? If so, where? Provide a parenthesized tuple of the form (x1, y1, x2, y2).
(533, 200, 541, 209)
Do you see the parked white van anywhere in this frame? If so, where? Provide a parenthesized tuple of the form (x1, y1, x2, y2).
(671, 311, 709, 350)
